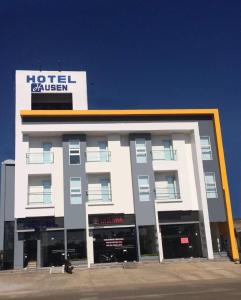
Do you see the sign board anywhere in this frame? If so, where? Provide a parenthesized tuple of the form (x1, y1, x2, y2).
(180, 237, 189, 244)
(15, 70, 88, 111)
(89, 214, 135, 227)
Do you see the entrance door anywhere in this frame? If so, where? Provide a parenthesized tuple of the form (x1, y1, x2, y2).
(161, 223, 202, 259)
(24, 240, 37, 268)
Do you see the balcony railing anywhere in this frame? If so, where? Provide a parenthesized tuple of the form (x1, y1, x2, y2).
(155, 188, 180, 200)
(85, 151, 111, 162)
(26, 152, 54, 164)
(151, 149, 177, 161)
(28, 192, 52, 205)
(86, 189, 112, 202)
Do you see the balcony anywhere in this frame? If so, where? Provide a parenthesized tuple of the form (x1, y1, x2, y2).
(28, 192, 52, 206)
(155, 188, 180, 201)
(85, 150, 111, 162)
(86, 188, 112, 203)
(26, 152, 54, 164)
(151, 149, 177, 161)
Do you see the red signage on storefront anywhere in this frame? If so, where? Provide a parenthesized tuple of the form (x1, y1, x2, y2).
(180, 237, 189, 244)
(91, 216, 125, 225)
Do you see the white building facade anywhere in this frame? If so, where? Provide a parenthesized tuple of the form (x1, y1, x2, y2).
(0, 70, 238, 269)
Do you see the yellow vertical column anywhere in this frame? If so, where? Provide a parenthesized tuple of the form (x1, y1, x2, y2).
(213, 110, 239, 261)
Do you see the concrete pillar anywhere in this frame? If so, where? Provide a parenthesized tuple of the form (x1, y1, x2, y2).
(37, 240, 41, 268)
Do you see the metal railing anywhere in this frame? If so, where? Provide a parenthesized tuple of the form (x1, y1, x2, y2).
(85, 151, 111, 162)
(26, 152, 54, 164)
(151, 149, 177, 161)
(86, 189, 112, 202)
(155, 188, 180, 200)
(28, 192, 52, 205)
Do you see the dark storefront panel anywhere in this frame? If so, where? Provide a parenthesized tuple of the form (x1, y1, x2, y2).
(93, 227, 138, 263)
(161, 223, 203, 259)
(139, 226, 158, 257)
(17, 217, 64, 231)
(158, 211, 199, 224)
(67, 229, 87, 264)
(3, 221, 14, 269)
(41, 231, 65, 267)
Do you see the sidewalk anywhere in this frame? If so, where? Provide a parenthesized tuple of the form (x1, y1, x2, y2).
(0, 260, 240, 298)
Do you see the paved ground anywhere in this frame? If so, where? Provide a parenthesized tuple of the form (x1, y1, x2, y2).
(0, 260, 241, 299)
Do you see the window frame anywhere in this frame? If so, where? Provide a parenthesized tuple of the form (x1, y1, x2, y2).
(138, 175, 150, 202)
(70, 177, 82, 204)
(69, 139, 81, 165)
(204, 172, 218, 199)
(200, 136, 213, 161)
(135, 138, 147, 164)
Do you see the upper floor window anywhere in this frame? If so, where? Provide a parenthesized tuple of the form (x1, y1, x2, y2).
(69, 139, 81, 165)
(70, 177, 82, 204)
(138, 175, 150, 201)
(135, 138, 147, 163)
(200, 137, 212, 160)
(204, 172, 218, 198)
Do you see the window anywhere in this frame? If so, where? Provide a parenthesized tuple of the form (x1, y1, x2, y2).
(135, 138, 147, 163)
(70, 178, 82, 204)
(138, 175, 150, 201)
(200, 137, 212, 160)
(139, 226, 158, 257)
(32, 93, 73, 110)
(69, 139, 81, 164)
(67, 230, 87, 262)
(204, 173, 218, 198)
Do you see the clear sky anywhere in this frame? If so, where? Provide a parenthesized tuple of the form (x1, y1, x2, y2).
(1, 1, 241, 216)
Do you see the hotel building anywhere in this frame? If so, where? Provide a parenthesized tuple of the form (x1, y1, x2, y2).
(0, 70, 239, 269)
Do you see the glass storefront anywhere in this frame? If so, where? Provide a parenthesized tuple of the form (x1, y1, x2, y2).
(67, 229, 87, 264)
(139, 226, 158, 257)
(41, 231, 65, 267)
(161, 223, 203, 259)
(93, 227, 138, 263)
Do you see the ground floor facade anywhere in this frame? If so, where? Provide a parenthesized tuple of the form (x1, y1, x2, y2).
(1, 211, 230, 270)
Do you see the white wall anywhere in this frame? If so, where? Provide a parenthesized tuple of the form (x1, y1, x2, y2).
(86, 134, 135, 215)
(15, 70, 87, 218)
(15, 136, 64, 218)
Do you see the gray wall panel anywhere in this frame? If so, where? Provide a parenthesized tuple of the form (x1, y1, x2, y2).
(198, 120, 226, 222)
(0, 162, 15, 251)
(63, 135, 87, 229)
(129, 134, 156, 226)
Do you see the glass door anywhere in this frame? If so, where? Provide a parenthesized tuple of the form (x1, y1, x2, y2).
(100, 178, 110, 201)
(98, 141, 108, 162)
(43, 143, 52, 164)
(42, 180, 51, 204)
(163, 140, 173, 160)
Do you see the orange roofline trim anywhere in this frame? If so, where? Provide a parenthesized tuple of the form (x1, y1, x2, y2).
(19, 108, 239, 261)
(20, 108, 218, 117)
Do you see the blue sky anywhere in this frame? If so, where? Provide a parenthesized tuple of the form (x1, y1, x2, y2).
(1, 1, 241, 216)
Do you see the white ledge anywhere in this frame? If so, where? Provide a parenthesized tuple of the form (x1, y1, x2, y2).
(155, 199, 182, 204)
(87, 201, 114, 206)
(25, 205, 55, 209)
